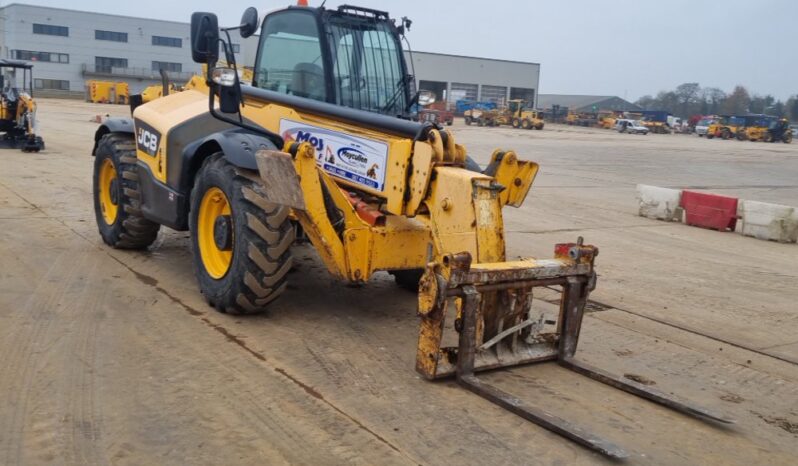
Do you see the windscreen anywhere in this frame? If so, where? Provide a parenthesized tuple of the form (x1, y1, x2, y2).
(326, 15, 407, 115)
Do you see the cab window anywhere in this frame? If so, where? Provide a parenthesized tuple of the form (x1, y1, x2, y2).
(254, 11, 326, 102)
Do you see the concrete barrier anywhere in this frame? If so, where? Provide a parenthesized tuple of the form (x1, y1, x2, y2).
(739, 200, 798, 243)
(636, 184, 682, 221)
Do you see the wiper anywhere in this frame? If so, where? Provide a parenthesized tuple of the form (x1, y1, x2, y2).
(381, 76, 408, 113)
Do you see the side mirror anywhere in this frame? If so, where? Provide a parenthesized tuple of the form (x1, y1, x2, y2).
(239, 7, 259, 38)
(191, 12, 220, 63)
(418, 90, 436, 106)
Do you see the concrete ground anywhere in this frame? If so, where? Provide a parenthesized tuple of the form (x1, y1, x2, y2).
(1, 99, 797, 465)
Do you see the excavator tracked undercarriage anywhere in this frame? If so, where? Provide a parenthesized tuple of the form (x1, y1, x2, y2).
(90, 3, 734, 458)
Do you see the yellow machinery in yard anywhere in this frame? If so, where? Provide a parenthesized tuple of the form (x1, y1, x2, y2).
(90, 4, 732, 458)
(706, 115, 744, 139)
(86, 80, 130, 104)
(736, 115, 792, 143)
(0, 59, 44, 152)
(464, 100, 544, 130)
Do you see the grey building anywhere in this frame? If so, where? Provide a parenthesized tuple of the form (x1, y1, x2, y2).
(405, 51, 540, 110)
(0, 3, 539, 106)
(537, 94, 640, 113)
(0, 3, 243, 95)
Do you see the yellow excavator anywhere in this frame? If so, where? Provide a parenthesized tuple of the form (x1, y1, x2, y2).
(0, 59, 45, 152)
(90, 4, 732, 457)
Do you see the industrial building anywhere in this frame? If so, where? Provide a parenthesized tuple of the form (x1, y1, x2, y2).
(0, 3, 241, 95)
(404, 51, 540, 109)
(537, 94, 641, 113)
(0, 3, 540, 106)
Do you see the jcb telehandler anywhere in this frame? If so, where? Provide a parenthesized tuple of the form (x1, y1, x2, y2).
(0, 59, 45, 152)
(91, 4, 732, 458)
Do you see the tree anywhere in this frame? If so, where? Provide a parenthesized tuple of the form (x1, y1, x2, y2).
(701, 87, 726, 115)
(789, 96, 798, 121)
(675, 82, 701, 117)
(721, 86, 751, 115)
(635, 95, 655, 110)
(749, 94, 775, 114)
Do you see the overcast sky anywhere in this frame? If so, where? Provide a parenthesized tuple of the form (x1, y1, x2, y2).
(14, 0, 796, 101)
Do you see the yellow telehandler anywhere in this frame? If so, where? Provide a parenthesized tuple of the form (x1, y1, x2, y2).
(90, 4, 732, 458)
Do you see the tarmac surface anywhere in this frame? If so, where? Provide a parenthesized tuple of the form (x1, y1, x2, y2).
(1, 99, 797, 465)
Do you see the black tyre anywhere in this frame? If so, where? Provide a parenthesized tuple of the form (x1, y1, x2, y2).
(477, 118, 484, 127)
(464, 116, 472, 125)
(721, 128, 731, 140)
(390, 269, 424, 292)
(511, 118, 521, 128)
(785, 132, 793, 144)
(521, 119, 532, 130)
(189, 153, 294, 315)
(93, 133, 160, 249)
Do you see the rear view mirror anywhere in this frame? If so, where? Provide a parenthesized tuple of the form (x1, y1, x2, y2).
(191, 12, 220, 63)
(239, 7, 259, 38)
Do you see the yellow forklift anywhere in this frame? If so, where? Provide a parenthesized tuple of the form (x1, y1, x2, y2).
(90, 4, 732, 457)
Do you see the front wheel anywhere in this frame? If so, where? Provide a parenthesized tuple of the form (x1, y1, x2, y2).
(784, 132, 793, 144)
(464, 116, 472, 126)
(521, 119, 532, 130)
(190, 154, 294, 314)
(93, 133, 160, 248)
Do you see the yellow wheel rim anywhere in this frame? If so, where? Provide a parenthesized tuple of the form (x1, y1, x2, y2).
(98, 158, 119, 225)
(198, 186, 233, 279)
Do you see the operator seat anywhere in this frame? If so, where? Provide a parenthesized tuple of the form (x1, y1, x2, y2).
(289, 63, 324, 101)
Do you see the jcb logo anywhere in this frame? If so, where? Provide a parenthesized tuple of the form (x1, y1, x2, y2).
(137, 128, 159, 153)
(134, 119, 161, 157)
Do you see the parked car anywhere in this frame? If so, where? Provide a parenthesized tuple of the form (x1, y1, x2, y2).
(695, 118, 714, 137)
(615, 119, 649, 135)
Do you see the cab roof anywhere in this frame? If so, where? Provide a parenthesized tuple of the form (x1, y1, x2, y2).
(0, 59, 33, 69)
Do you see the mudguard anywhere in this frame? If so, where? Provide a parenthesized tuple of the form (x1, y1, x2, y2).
(91, 117, 134, 155)
(194, 127, 279, 171)
(176, 127, 280, 193)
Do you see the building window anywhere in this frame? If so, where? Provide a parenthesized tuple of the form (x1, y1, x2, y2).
(152, 61, 182, 73)
(33, 23, 69, 37)
(13, 50, 69, 64)
(152, 35, 182, 48)
(34, 79, 70, 91)
(95, 57, 128, 73)
(95, 30, 128, 42)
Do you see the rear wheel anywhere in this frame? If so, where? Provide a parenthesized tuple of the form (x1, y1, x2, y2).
(190, 153, 294, 314)
(93, 133, 160, 248)
(784, 132, 793, 144)
(511, 118, 521, 128)
(521, 119, 532, 130)
(721, 128, 731, 140)
(464, 116, 472, 125)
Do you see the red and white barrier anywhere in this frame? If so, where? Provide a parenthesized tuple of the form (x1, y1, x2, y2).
(636, 186, 797, 244)
(635, 184, 682, 221)
(739, 200, 798, 243)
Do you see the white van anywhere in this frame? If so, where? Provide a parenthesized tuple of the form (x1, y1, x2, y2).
(615, 119, 649, 135)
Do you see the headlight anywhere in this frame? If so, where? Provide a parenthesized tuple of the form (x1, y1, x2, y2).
(211, 67, 237, 87)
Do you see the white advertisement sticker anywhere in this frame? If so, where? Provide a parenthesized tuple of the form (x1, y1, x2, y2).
(279, 119, 388, 192)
